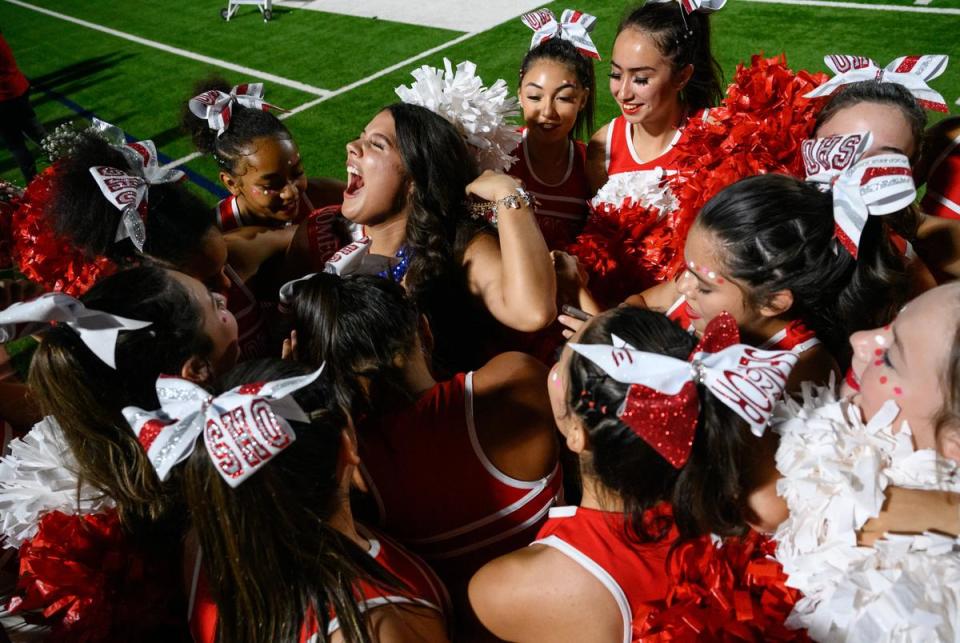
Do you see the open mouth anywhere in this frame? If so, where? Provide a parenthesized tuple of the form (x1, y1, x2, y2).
(344, 166, 364, 198)
(621, 103, 641, 115)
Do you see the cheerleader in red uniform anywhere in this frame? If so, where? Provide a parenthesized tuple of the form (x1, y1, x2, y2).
(920, 116, 960, 220)
(585, 1, 723, 192)
(161, 360, 450, 643)
(183, 77, 344, 232)
(469, 306, 798, 642)
(283, 274, 560, 619)
(511, 8, 597, 250)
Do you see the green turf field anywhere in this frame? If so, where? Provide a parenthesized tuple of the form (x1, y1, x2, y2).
(0, 0, 958, 202)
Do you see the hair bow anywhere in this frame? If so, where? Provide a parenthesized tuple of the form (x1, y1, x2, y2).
(647, 0, 727, 15)
(0, 292, 151, 368)
(521, 8, 601, 60)
(87, 138, 185, 253)
(805, 55, 949, 113)
(278, 237, 399, 305)
(570, 313, 796, 468)
(123, 367, 323, 486)
(802, 131, 872, 185)
(830, 153, 916, 258)
(188, 83, 285, 136)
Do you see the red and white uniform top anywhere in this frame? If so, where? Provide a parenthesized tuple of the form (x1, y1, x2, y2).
(215, 192, 315, 232)
(665, 295, 697, 333)
(508, 131, 591, 249)
(531, 505, 678, 643)
(759, 319, 820, 354)
(222, 264, 269, 360)
(358, 372, 562, 581)
(188, 527, 450, 643)
(603, 111, 708, 179)
(921, 132, 960, 220)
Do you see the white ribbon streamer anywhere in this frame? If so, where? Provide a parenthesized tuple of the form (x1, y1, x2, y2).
(188, 83, 284, 136)
(805, 55, 949, 113)
(521, 8, 601, 60)
(831, 153, 916, 258)
(647, 0, 727, 15)
(277, 237, 398, 304)
(570, 334, 796, 436)
(0, 292, 151, 368)
(123, 367, 323, 486)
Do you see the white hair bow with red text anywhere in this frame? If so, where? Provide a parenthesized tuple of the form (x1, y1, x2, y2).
(521, 8, 601, 60)
(647, 0, 727, 15)
(88, 138, 185, 252)
(569, 313, 796, 468)
(802, 131, 872, 184)
(0, 293, 151, 368)
(122, 368, 322, 486)
(188, 83, 285, 136)
(805, 55, 949, 113)
(278, 236, 398, 304)
(830, 153, 916, 258)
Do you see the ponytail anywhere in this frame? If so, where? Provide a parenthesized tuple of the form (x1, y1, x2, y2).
(566, 307, 748, 541)
(49, 132, 216, 267)
(696, 174, 908, 364)
(617, 3, 723, 112)
(182, 359, 397, 643)
(181, 75, 293, 175)
(27, 266, 212, 527)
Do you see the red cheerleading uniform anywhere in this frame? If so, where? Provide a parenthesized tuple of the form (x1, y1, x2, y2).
(531, 505, 678, 643)
(188, 527, 449, 643)
(357, 372, 562, 583)
(665, 295, 696, 333)
(603, 111, 707, 178)
(215, 192, 315, 232)
(921, 133, 960, 220)
(508, 131, 591, 249)
(759, 319, 820, 354)
(224, 264, 268, 360)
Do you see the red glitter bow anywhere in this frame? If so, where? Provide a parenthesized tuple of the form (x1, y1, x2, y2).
(618, 314, 740, 468)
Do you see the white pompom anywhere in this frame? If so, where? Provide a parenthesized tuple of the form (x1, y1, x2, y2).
(396, 58, 522, 173)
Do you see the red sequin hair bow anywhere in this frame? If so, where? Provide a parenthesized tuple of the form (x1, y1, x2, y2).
(805, 55, 949, 113)
(569, 313, 797, 468)
(188, 82, 286, 136)
(122, 367, 323, 486)
(521, 8, 601, 60)
(800, 132, 916, 259)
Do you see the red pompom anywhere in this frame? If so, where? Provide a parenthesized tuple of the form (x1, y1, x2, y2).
(7, 510, 184, 641)
(10, 165, 116, 296)
(637, 531, 808, 641)
(569, 55, 829, 306)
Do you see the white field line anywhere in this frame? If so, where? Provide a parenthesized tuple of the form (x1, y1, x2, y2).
(163, 29, 482, 169)
(2, 0, 332, 96)
(741, 0, 960, 14)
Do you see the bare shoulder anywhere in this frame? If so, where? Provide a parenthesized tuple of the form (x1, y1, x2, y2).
(362, 604, 449, 643)
(472, 351, 546, 392)
(469, 544, 624, 643)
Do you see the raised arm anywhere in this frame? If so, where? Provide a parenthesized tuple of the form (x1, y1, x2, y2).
(463, 171, 556, 332)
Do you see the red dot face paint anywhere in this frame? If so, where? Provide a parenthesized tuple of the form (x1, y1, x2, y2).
(874, 348, 883, 356)
(716, 277, 725, 284)
(874, 360, 884, 367)
(893, 386, 903, 396)
(879, 376, 887, 384)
